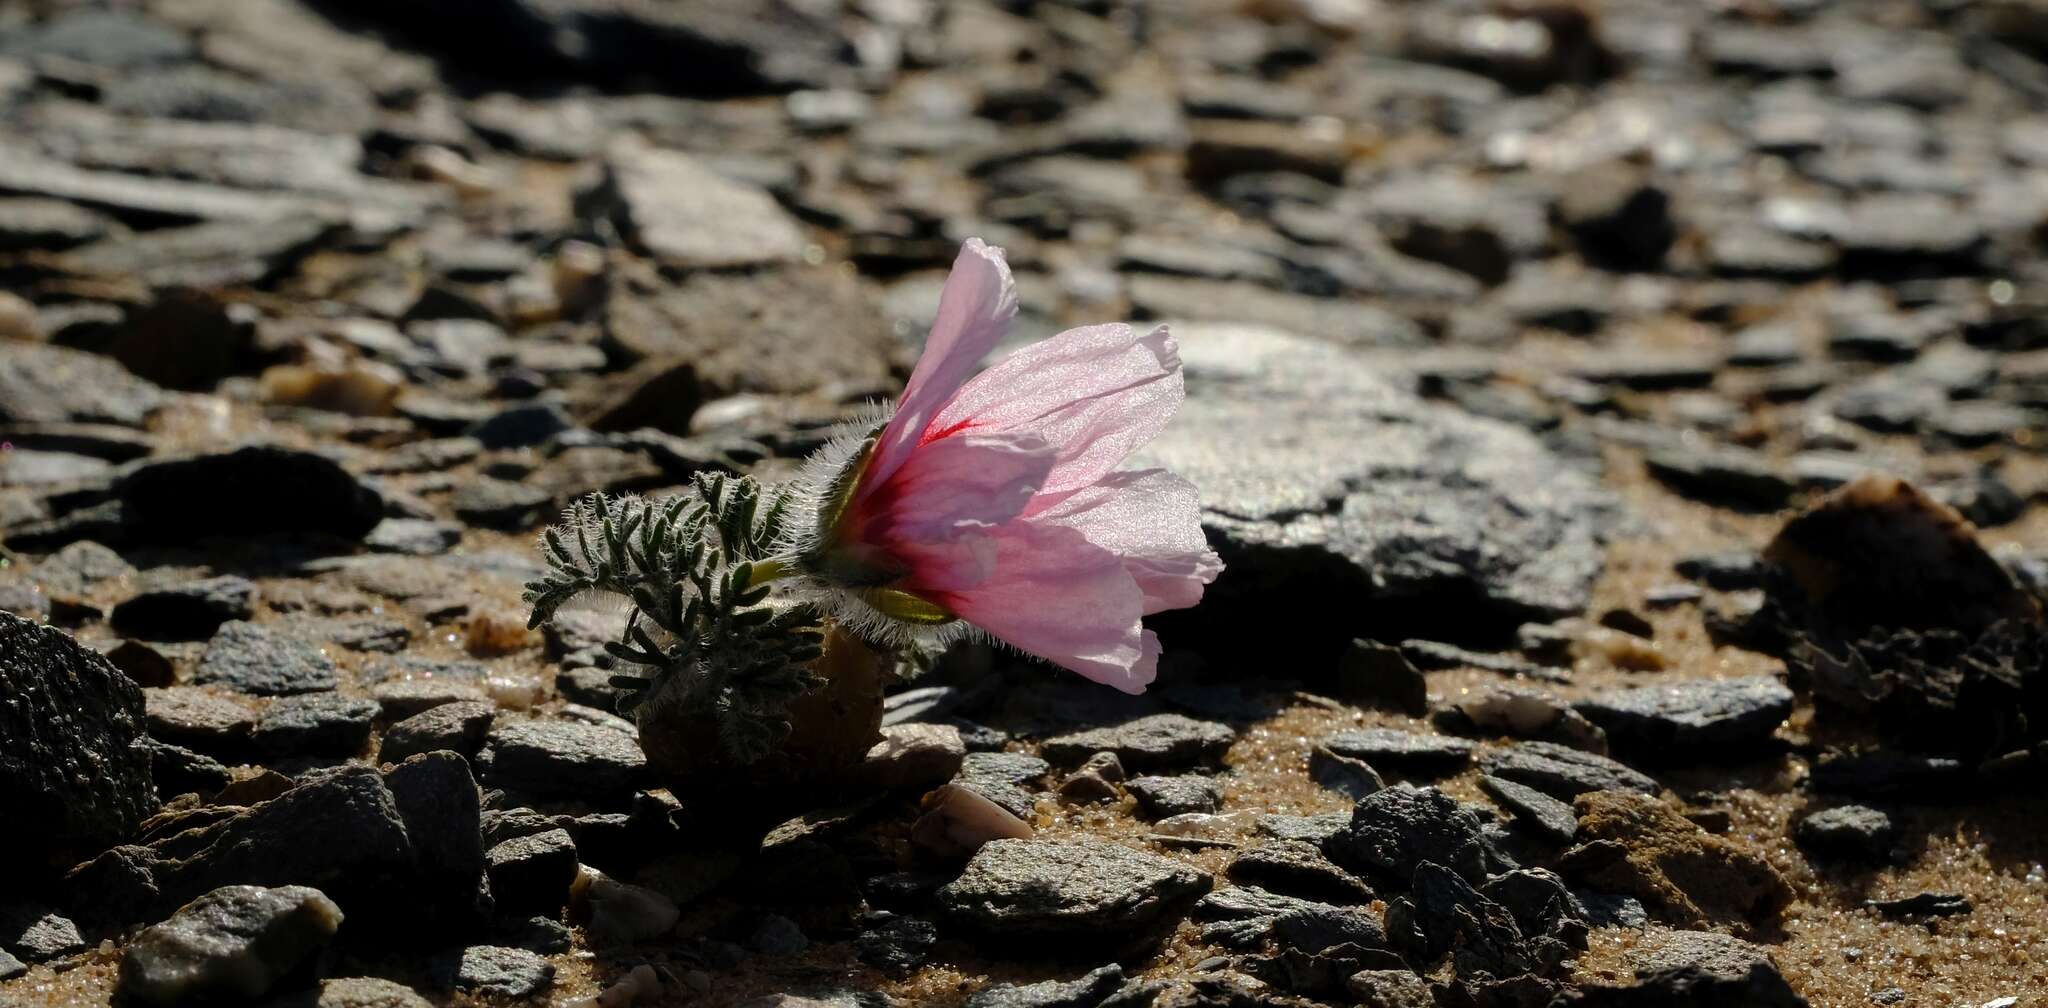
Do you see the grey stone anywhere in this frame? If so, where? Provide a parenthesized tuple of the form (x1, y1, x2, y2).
(1574, 676, 1793, 758)
(443, 945, 553, 998)
(854, 910, 935, 977)
(251, 694, 379, 756)
(144, 686, 258, 752)
(1480, 741, 1659, 800)
(0, 342, 165, 426)
(0, 948, 23, 980)
(594, 143, 805, 269)
(117, 885, 342, 1007)
(0, 612, 157, 866)
(1137, 325, 1612, 657)
(1309, 746, 1384, 800)
(194, 622, 339, 697)
(60, 215, 338, 289)
(479, 718, 646, 798)
(1795, 805, 1896, 862)
(363, 519, 461, 557)
(485, 829, 579, 915)
(380, 701, 496, 763)
(1346, 969, 1434, 1008)
(1227, 840, 1376, 905)
(1320, 728, 1475, 776)
(1126, 776, 1221, 819)
(1479, 775, 1579, 844)
(449, 478, 553, 531)
(953, 751, 1050, 819)
(1194, 885, 1387, 954)
(937, 838, 1211, 945)
(267, 977, 435, 1008)
(1040, 714, 1234, 771)
(967, 965, 1126, 1008)
(1574, 929, 1805, 1007)
(0, 904, 85, 962)
(751, 914, 809, 956)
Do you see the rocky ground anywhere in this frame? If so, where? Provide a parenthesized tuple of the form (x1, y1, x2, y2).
(3, 0, 2048, 1006)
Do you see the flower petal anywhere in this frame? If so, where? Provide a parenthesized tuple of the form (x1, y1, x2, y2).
(870, 429, 1054, 550)
(865, 239, 1017, 493)
(1035, 468, 1223, 614)
(932, 324, 1182, 497)
(905, 521, 1157, 693)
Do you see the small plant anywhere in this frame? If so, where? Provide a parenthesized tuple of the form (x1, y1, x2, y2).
(528, 237, 1223, 771)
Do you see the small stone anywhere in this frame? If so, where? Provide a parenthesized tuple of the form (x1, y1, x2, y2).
(1346, 969, 1435, 1008)
(363, 519, 461, 557)
(1573, 677, 1793, 759)
(479, 718, 646, 798)
(1309, 746, 1385, 799)
(1324, 785, 1516, 886)
(444, 945, 554, 998)
(1480, 741, 1660, 800)
(116, 446, 384, 544)
(1333, 639, 1428, 716)
(0, 904, 85, 962)
(1227, 840, 1376, 905)
(194, 621, 339, 696)
(1126, 776, 1222, 819)
(1478, 775, 1579, 845)
(380, 701, 496, 763)
(1040, 713, 1235, 770)
(449, 478, 553, 531)
(0, 948, 21, 980)
(144, 685, 258, 751)
(1320, 728, 1475, 777)
(1575, 929, 1803, 1006)
(861, 723, 966, 792)
(1796, 805, 1897, 863)
(1058, 752, 1126, 804)
(937, 838, 1212, 947)
(911, 784, 1034, 859)
(750, 914, 808, 956)
(117, 885, 343, 1007)
(252, 694, 378, 756)
(595, 142, 806, 269)
(855, 910, 936, 977)
(269, 977, 435, 1008)
(967, 965, 1126, 1008)
(572, 866, 678, 945)
(0, 342, 165, 426)
(487, 828, 580, 915)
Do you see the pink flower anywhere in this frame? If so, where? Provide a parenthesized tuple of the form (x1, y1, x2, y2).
(791, 239, 1222, 692)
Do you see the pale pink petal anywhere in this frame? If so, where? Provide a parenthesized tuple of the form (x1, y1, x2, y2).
(1034, 468, 1222, 614)
(865, 239, 1017, 493)
(903, 521, 1156, 693)
(931, 324, 1182, 497)
(871, 430, 1053, 548)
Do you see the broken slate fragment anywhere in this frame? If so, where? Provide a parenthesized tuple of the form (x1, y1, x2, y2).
(937, 838, 1211, 949)
(1039, 713, 1234, 770)
(1480, 741, 1660, 800)
(1573, 676, 1793, 759)
(117, 885, 342, 1008)
(193, 621, 339, 696)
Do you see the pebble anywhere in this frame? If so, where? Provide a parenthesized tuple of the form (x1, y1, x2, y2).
(118, 885, 342, 1006)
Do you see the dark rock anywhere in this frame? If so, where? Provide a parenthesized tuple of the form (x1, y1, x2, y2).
(0, 342, 165, 426)
(439, 945, 553, 998)
(1227, 840, 1376, 905)
(468, 403, 573, 451)
(117, 447, 384, 544)
(937, 838, 1212, 949)
(1333, 639, 1428, 716)
(1865, 892, 1972, 920)
(1809, 750, 1969, 801)
(0, 612, 157, 871)
(380, 701, 496, 763)
(1389, 861, 1555, 978)
(1057, 752, 1126, 804)
(967, 964, 1125, 1008)
(1194, 885, 1387, 954)
(252, 694, 379, 756)
(1794, 805, 1896, 862)
(1325, 785, 1515, 886)
(1558, 166, 1673, 272)
(855, 910, 937, 977)
(1478, 775, 1579, 844)
(144, 686, 258, 753)
(267, 977, 435, 1008)
(1040, 714, 1234, 771)
(193, 621, 339, 696)
(750, 913, 808, 956)
(1320, 728, 1475, 777)
(1480, 741, 1659, 800)
(380, 752, 492, 933)
(1308, 746, 1384, 800)
(478, 718, 646, 798)
(1346, 969, 1434, 1008)
(110, 576, 258, 641)
(486, 829, 579, 916)
(146, 739, 232, 799)
(26, 539, 135, 601)
(1399, 638, 1564, 681)
(1571, 929, 1806, 1007)
(0, 904, 85, 962)
(117, 885, 342, 1007)
(449, 478, 553, 531)
(1139, 325, 1613, 663)
(1573, 677, 1793, 759)
(1126, 776, 1222, 820)
(1644, 446, 1795, 510)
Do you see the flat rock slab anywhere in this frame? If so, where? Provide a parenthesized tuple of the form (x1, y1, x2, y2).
(1040, 713, 1235, 770)
(1480, 741, 1660, 800)
(938, 838, 1211, 947)
(0, 612, 157, 867)
(597, 142, 805, 269)
(193, 621, 339, 696)
(1574, 676, 1793, 757)
(1320, 727, 1476, 777)
(116, 446, 385, 544)
(1137, 324, 1615, 653)
(478, 718, 647, 798)
(0, 341, 165, 426)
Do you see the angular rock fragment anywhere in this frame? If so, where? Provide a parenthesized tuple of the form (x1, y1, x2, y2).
(937, 838, 1210, 949)
(118, 885, 342, 1007)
